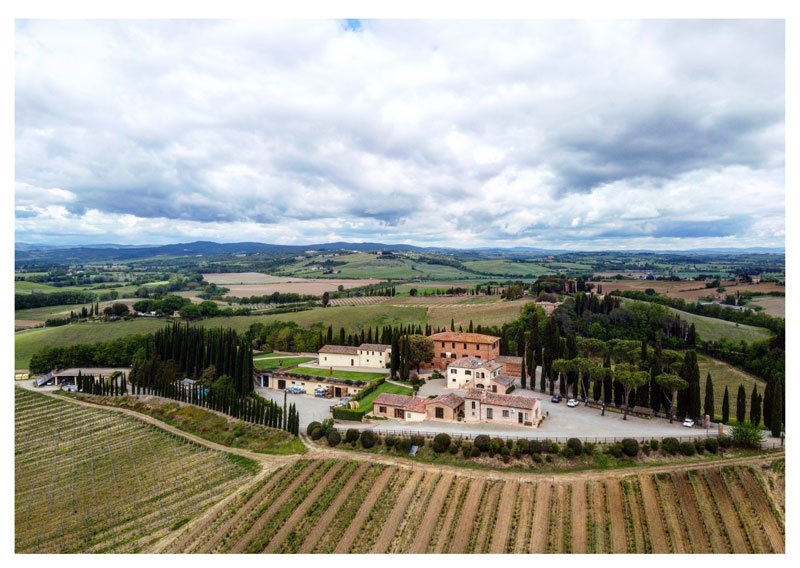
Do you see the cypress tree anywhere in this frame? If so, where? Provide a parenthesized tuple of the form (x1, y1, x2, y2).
(770, 378, 783, 437)
(750, 385, 761, 426)
(736, 384, 746, 423)
(703, 373, 714, 420)
(763, 375, 773, 429)
(603, 352, 612, 404)
(722, 386, 730, 424)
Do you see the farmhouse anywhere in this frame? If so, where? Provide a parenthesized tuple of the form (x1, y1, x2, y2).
(463, 389, 543, 427)
(256, 371, 369, 398)
(445, 357, 515, 393)
(371, 393, 428, 421)
(318, 343, 391, 368)
(425, 392, 465, 421)
(494, 355, 523, 378)
(35, 367, 131, 387)
(429, 331, 500, 369)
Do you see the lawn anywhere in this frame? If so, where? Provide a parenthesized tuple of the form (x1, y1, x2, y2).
(254, 356, 317, 370)
(357, 381, 413, 410)
(286, 366, 387, 382)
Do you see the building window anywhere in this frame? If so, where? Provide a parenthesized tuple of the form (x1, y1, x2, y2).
(487, 408, 493, 419)
(465, 370, 471, 376)
(476, 355, 481, 359)
(464, 343, 467, 349)
(502, 410, 509, 417)
(450, 368, 457, 374)
(435, 407, 444, 419)
(451, 354, 457, 358)
(471, 401, 476, 409)
(441, 353, 446, 358)
(452, 342, 455, 348)
(441, 341, 445, 347)
(452, 378, 456, 382)
(379, 406, 386, 413)
(394, 408, 404, 418)
(525, 412, 529, 420)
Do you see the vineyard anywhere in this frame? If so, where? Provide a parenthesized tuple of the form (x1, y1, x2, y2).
(15, 388, 256, 553)
(165, 457, 785, 554)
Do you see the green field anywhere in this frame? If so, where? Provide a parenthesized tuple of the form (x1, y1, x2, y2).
(664, 306, 772, 343)
(15, 298, 140, 322)
(426, 299, 531, 329)
(254, 356, 317, 370)
(697, 354, 766, 422)
(462, 259, 549, 276)
(286, 367, 387, 382)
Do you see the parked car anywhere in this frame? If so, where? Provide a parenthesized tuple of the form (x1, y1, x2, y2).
(551, 394, 563, 403)
(683, 417, 695, 428)
(566, 398, 579, 407)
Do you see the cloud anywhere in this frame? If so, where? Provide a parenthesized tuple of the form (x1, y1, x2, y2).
(14, 19, 784, 249)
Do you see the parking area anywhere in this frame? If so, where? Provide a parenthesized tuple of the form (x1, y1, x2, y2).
(255, 386, 339, 427)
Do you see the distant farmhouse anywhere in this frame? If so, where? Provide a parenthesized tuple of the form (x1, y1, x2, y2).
(318, 343, 391, 368)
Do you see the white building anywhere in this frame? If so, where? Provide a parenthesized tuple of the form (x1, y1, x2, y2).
(446, 357, 514, 392)
(318, 343, 391, 369)
(463, 389, 543, 427)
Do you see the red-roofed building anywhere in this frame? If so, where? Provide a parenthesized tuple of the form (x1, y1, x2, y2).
(463, 389, 543, 427)
(429, 331, 500, 369)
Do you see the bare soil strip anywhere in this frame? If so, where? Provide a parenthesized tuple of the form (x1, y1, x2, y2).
(671, 472, 712, 553)
(589, 480, 608, 553)
(571, 480, 588, 553)
(638, 475, 669, 553)
(430, 477, 468, 553)
(489, 480, 518, 553)
(473, 482, 502, 553)
(685, 471, 730, 553)
(262, 461, 346, 552)
(229, 461, 324, 553)
(447, 478, 486, 553)
(738, 468, 785, 553)
(512, 482, 535, 554)
(333, 466, 395, 553)
(297, 462, 370, 553)
(371, 469, 425, 553)
(548, 482, 567, 553)
(605, 480, 628, 553)
(653, 474, 690, 553)
(409, 474, 454, 553)
(624, 478, 649, 553)
(528, 480, 551, 553)
(723, 469, 772, 553)
(704, 469, 752, 553)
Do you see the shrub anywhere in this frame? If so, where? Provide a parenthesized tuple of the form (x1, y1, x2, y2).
(545, 455, 553, 463)
(360, 430, 377, 449)
(642, 443, 651, 456)
(332, 407, 366, 421)
(583, 442, 596, 455)
(662, 437, 680, 455)
(532, 453, 543, 463)
(649, 438, 660, 451)
(718, 435, 733, 449)
(704, 438, 719, 454)
(500, 446, 510, 457)
(529, 440, 543, 454)
(489, 439, 502, 456)
(345, 429, 360, 443)
(549, 442, 560, 454)
(311, 427, 323, 440)
(694, 439, 705, 454)
(461, 441, 472, 455)
(397, 437, 412, 452)
(567, 438, 583, 456)
(679, 441, 696, 456)
(327, 430, 341, 447)
(470, 447, 481, 458)
(517, 439, 530, 454)
(563, 447, 575, 459)
(513, 446, 522, 459)
(412, 435, 425, 448)
(506, 439, 514, 449)
(502, 454, 511, 464)
(621, 438, 639, 457)
(730, 421, 765, 448)
(540, 439, 553, 454)
(492, 437, 505, 448)
(433, 433, 452, 453)
(448, 443, 458, 454)
(384, 435, 396, 448)
(306, 421, 321, 436)
(608, 442, 624, 458)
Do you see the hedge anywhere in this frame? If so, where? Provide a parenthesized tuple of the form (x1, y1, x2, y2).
(333, 407, 368, 421)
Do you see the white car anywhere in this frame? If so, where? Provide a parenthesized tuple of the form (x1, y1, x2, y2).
(683, 418, 695, 428)
(566, 399, 579, 408)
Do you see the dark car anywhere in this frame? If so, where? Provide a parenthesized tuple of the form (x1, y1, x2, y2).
(551, 394, 563, 403)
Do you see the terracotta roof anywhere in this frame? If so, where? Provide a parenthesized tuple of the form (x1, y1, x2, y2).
(358, 343, 391, 352)
(447, 357, 502, 371)
(495, 355, 522, 364)
(429, 331, 500, 345)
(319, 344, 359, 355)
(372, 393, 428, 412)
(492, 374, 515, 387)
(429, 393, 465, 408)
(463, 388, 539, 409)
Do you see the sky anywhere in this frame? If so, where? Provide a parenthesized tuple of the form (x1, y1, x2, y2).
(14, 19, 785, 250)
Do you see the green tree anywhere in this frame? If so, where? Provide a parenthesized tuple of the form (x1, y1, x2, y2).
(321, 291, 330, 307)
(703, 373, 714, 420)
(750, 385, 761, 426)
(520, 351, 527, 390)
(615, 363, 649, 420)
(770, 377, 783, 437)
(656, 373, 688, 424)
(736, 384, 746, 423)
(407, 334, 434, 372)
(722, 386, 730, 424)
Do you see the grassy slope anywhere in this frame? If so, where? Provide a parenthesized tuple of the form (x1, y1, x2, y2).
(697, 354, 766, 420)
(664, 306, 772, 343)
(15, 298, 140, 322)
(462, 259, 550, 276)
